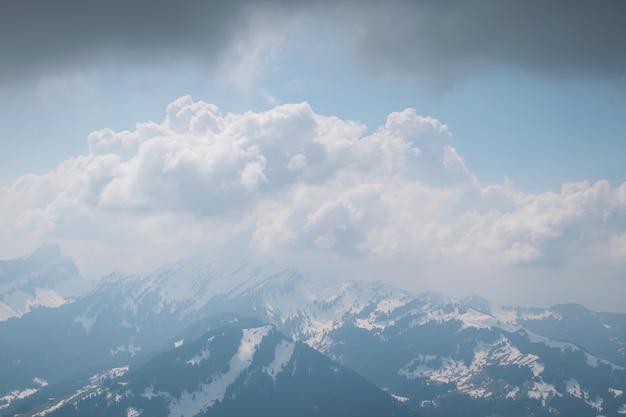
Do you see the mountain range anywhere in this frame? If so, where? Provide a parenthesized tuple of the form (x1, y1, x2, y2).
(1, 245, 625, 416)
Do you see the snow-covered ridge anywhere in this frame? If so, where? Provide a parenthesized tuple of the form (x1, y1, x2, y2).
(0, 377, 48, 411)
(24, 367, 128, 417)
(0, 247, 598, 343)
(73, 254, 619, 360)
(93, 258, 290, 317)
(524, 330, 582, 353)
(245, 278, 415, 347)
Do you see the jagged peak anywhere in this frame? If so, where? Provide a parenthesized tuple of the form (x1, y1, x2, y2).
(1, 243, 74, 283)
(27, 243, 63, 263)
(461, 294, 493, 315)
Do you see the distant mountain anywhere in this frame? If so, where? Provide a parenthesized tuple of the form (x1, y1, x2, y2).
(314, 298, 626, 416)
(0, 244, 92, 321)
(521, 303, 626, 368)
(6, 321, 414, 417)
(217, 274, 626, 415)
(1, 251, 626, 416)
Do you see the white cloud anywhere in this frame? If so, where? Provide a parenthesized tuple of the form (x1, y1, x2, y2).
(287, 153, 307, 171)
(608, 232, 626, 264)
(1, 97, 625, 300)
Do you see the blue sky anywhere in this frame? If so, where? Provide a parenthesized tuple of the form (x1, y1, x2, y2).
(1, 0, 625, 311)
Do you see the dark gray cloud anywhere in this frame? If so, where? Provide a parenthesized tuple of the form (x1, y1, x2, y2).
(0, 0, 301, 84)
(2, 0, 626, 86)
(346, 0, 626, 85)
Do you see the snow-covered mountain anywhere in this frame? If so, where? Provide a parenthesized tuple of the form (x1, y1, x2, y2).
(317, 299, 626, 416)
(223, 275, 626, 415)
(1, 247, 626, 416)
(0, 244, 92, 321)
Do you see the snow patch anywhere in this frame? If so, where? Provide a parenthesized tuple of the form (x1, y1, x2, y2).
(519, 309, 561, 321)
(566, 379, 582, 398)
(488, 305, 520, 326)
(0, 388, 38, 411)
(354, 317, 377, 331)
(528, 380, 560, 407)
(111, 341, 142, 357)
(168, 325, 272, 417)
(0, 377, 49, 411)
(33, 377, 48, 387)
(375, 297, 408, 313)
(610, 388, 624, 398)
(0, 288, 66, 321)
(391, 394, 409, 403)
(32, 388, 87, 416)
(186, 336, 214, 366)
(586, 352, 624, 370)
(0, 301, 18, 321)
(29, 287, 65, 309)
(506, 387, 519, 399)
(90, 366, 129, 384)
(526, 330, 577, 352)
(264, 340, 295, 382)
(74, 313, 98, 333)
(127, 407, 141, 417)
(458, 308, 516, 331)
(587, 396, 603, 414)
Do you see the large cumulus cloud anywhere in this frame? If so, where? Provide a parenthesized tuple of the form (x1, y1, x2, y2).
(1, 96, 625, 283)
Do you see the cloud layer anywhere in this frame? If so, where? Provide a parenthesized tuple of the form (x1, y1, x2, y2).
(2, 97, 625, 289)
(3, 0, 626, 86)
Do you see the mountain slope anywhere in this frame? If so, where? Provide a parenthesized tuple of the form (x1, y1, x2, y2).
(12, 321, 414, 417)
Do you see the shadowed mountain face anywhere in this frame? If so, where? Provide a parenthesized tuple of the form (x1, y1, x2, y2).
(18, 321, 415, 417)
(1, 248, 625, 417)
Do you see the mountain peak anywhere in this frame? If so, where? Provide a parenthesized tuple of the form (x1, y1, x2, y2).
(549, 303, 592, 317)
(0, 244, 88, 321)
(29, 243, 63, 262)
(461, 294, 493, 314)
(1, 243, 65, 285)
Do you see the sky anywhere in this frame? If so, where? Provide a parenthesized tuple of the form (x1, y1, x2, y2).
(1, 0, 626, 312)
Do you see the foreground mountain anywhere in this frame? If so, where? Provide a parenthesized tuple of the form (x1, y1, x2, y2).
(6, 320, 414, 417)
(1, 247, 626, 416)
